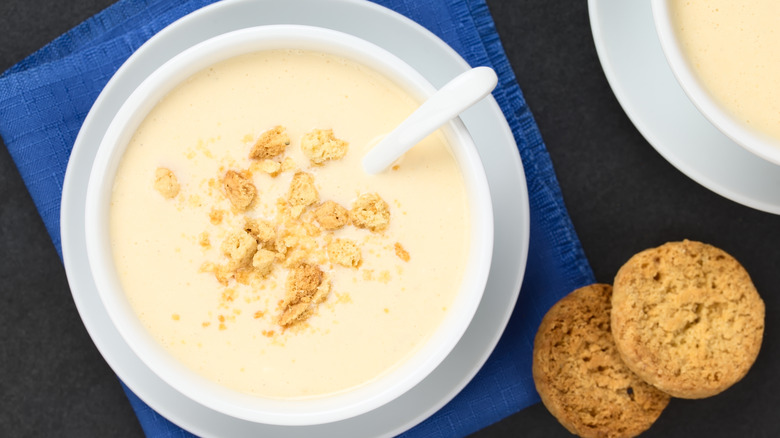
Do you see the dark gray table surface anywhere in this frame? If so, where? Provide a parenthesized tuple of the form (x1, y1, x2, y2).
(1, 0, 778, 437)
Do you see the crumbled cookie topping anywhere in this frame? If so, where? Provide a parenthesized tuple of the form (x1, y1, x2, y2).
(170, 124, 400, 330)
(327, 239, 361, 268)
(220, 229, 257, 270)
(250, 125, 290, 159)
(313, 200, 349, 230)
(280, 157, 297, 173)
(223, 170, 256, 210)
(351, 193, 390, 232)
(301, 128, 348, 164)
(198, 232, 211, 248)
(278, 263, 331, 327)
(255, 159, 282, 177)
(209, 208, 224, 225)
(154, 167, 180, 199)
(394, 242, 410, 262)
(287, 171, 319, 218)
(244, 218, 276, 249)
(252, 249, 277, 277)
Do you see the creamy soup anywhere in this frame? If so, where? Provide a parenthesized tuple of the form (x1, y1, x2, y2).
(670, 0, 780, 141)
(109, 50, 470, 399)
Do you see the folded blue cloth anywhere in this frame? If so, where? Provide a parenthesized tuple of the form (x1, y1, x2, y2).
(0, 0, 594, 436)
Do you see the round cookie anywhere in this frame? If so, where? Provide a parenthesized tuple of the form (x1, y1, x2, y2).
(533, 284, 670, 438)
(611, 240, 765, 399)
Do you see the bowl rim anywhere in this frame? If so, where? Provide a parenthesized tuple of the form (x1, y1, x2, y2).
(650, 0, 780, 166)
(83, 24, 494, 426)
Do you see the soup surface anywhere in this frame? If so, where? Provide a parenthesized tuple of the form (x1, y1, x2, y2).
(671, 0, 780, 141)
(109, 50, 470, 399)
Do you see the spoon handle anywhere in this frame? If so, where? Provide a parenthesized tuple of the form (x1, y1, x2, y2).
(362, 66, 498, 174)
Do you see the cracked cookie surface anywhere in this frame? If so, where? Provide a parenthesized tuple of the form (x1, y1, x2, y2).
(611, 240, 765, 399)
(533, 284, 670, 438)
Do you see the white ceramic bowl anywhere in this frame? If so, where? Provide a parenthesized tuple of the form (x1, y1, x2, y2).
(651, 0, 780, 166)
(84, 25, 493, 426)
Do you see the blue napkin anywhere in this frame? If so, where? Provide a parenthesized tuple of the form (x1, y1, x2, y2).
(0, 0, 594, 436)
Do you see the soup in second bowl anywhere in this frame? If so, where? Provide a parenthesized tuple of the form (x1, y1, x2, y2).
(669, 0, 780, 142)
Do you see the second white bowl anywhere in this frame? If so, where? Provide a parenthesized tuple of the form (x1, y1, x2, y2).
(651, 0, 780, 166)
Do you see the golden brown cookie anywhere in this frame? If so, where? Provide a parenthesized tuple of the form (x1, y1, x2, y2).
(533, 284, 670, 438)
(611, 240, 765, 399)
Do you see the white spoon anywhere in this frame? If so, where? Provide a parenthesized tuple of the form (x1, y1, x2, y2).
(361, 66, 498, 174)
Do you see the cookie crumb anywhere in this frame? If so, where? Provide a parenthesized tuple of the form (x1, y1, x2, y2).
(287, 172, 318, 218)
(221, 288, 238, 303)
(200, 262, 233, 286)
(220, 229, 258, 270)
(234, 269, 253, 285)
(394, 242, 410, 262)
(213, 265, 233, 285)
(250, 125, 290, 159)
(313, 200, 349, 230)
(224, 170, 256, 210)
(280, 157, 297, 173)
(244, 218, 276, 248)
(278, 303, 310, 327)
(278, 263, 329, 327)
(252, 248, 276, 277)
(209, 208, 225, 225)
(327, 239, 361, 268)
(310, 277, 331, 307)
(256, 159, 282, 177)
(377, 270, 391, 283)
(300, 129, 348, 164)
(351, 193, 390, 232)
(286, 263, 323, 301)
(154, 167, 180, 198)
(199, 232, 211, 248)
